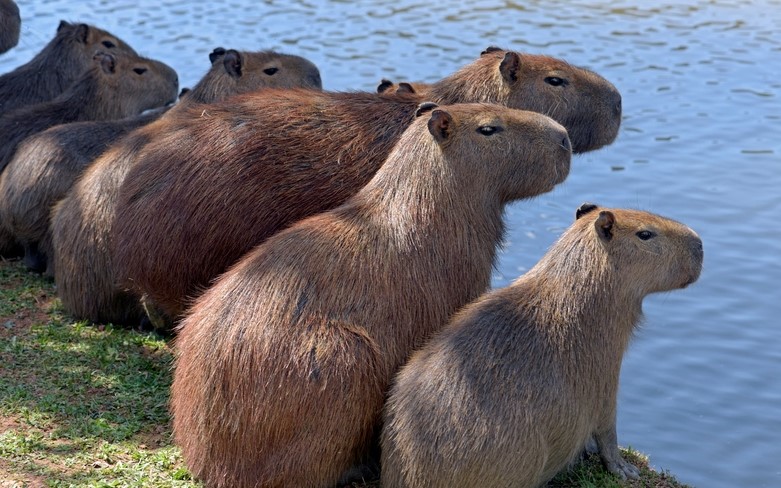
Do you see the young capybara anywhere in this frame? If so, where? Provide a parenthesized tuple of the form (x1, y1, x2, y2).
(0, 51, 178, 173)
(0, 47, 320, 273)
(113, 46, 622, 320)
(48, 49, 323, 325)
(0, 20, 137, 113)
(380, 203, 704, 488)
(0, 0, 20, 54)
(170, 102, 572, 488)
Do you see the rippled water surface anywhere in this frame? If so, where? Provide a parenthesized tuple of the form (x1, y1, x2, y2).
(3, 1, 780, 486)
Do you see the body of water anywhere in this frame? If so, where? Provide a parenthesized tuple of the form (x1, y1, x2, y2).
(2, 1, 779, 486)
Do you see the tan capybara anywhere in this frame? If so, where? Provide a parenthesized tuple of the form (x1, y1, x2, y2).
(170, 102, 572, 488)
(0, 51, 178, 173)
(0, 20, 137, 113)
(380, 203, 704, 488)
(0, 0, 20, 54)
(113, 46, 622, 320)
(0, 47, 319, 273)
(48, 49, 323, 325)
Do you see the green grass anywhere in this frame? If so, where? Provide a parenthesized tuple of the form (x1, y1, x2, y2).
(0, 258, 690, 487)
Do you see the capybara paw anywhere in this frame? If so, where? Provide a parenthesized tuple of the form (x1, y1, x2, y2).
(606, 457, 641, 480)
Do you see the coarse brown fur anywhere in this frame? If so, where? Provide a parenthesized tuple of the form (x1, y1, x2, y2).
(0, 20, 137, 113)
(381, 204, 704, 488)
(113, 47, 622, 320)
(48, 49, 323, 325)
(0, 51, 178, 174)
(0, 48, 319, 273)
(0, 0, 20, 55)
(0, 51, 177, 257)
(170, 103, 572, 488)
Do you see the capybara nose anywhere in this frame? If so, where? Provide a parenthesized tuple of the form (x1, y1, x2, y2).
(561, 135, 571, 153)
(691, 235, 704, 262)
(613, 91, 622, 117)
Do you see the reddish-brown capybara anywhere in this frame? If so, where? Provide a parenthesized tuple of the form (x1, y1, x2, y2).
(170, 102, 572, 488)
(48, 49, 323, 325)
(0, 47, 319, 273)
(0, 0, 20, 54)
(380, 203, 704, 488)
(0, 20, 137, 113)
(113, 46, 622, 320)
(0, 51, 177, 257)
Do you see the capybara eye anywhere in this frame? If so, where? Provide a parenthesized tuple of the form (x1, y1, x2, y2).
(477, 126, 503, 136)
(263, 67, 279, 75)
(133, 67, 148, 75)
(636, 230, 656, 240)
(544, 76, 566, 87)
(101, 40, 116, 49)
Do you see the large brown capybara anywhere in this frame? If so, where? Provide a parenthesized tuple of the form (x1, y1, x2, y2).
(170, 102, 572, 488)
(48, 49, 323, 325)
(0, 51, 177, 257)
(113, 46, 622, 320)
(0, 0, 20, 55)
(380, 203, 704, 488)
(0, 47, 320, 274)
(0, 20, 137, 113)
(0, 51, 178, 174)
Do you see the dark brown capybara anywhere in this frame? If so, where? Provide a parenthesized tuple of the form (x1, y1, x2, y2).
(0, 51, 177, 257)
(48, 49, 323, 325)
(0, 51, 178, 174)
(0, 0, 20, 55)
(0, 20, 137, 113)
(0, 47, 320, 273)
(113, 46, 622, 320)
(170, 102, 572, 488)
(380, 203, 704, 488)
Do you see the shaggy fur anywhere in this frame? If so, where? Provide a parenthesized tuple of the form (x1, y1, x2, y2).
(381, 205, 703, 488)
(170, 103, 572, 488)
(49, 49, 323, 325)
(113, 47, 622, 320)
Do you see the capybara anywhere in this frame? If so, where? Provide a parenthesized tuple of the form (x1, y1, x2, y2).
(380, 203, 704, 488)
(48, 49, 323, 325)
(0, 20, 137, 113)
(0, 47, 320, 273)
(170, 102, 572, 488)
(0, 51, 176, 257)
(113, 46, 622, 320)
(0, 0, 20, 54)
(0, 51, 178, 173)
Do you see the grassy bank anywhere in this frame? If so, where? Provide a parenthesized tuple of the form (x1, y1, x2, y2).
(0, 258, 690, 487)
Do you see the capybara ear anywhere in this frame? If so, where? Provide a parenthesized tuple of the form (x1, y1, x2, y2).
(75, 23, 90, 44)
(57, 20, 72, 33)
(396, 82, 415, 94)
(223, 49, 243, 78)
(415, 102, 438, 117)
(595, 210, 615, 241)
(576, 202, 599, 220)
(481, 46, 503, 56)
(377, 79, 394, 93)
(209, 47, 227, 64)
(427, 109, 453, 143)
(499, 52, 521, 83)
(179, 87, 191, 99)
(96, 52, 116, 74)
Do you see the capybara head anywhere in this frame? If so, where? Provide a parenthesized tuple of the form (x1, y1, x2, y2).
(54, 20, 137, 58)
(377, 78, 420, 94)
(431, 46, 622, 154)
(0, 0, 20, 54)
(186, 48, 322, 104)
(572, 203, 703, 295)
(408, 102, 571, 202)
(89, 51, 179, 118)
